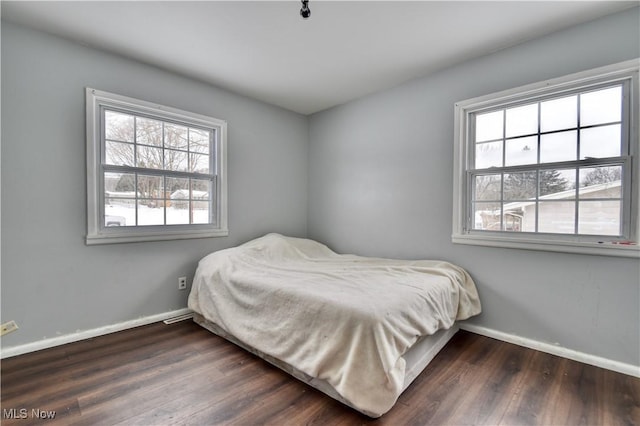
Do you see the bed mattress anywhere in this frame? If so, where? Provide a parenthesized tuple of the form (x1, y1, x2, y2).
(188, 234, 481, 417)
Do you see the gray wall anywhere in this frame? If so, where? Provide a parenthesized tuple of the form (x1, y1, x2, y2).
(1, 21, 308, 348)
(308, 8, 640, 366)
(3, 8, 639, 368)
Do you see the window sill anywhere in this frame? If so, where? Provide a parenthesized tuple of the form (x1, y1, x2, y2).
(86, 227, 229, 245)
(452, 233, 639, 258)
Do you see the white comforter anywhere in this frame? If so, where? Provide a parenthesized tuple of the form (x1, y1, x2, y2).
(188, 234, 481, 417)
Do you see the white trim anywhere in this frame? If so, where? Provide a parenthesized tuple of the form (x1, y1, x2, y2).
(460, 323, 640, 378)
(0, 308, 192, 359)
(86, 228, 228, 245)
(85, 87, 228, 245)
(3, 311, 636, 378)
(452, 234, 639, 258)
(452, 59, 640, 257)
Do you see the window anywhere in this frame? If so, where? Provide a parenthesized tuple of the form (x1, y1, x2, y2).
(86, 88, 227, 244)
(453, 60, 639, 257)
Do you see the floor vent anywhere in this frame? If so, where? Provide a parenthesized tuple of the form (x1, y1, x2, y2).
(163, 312, 194, 324)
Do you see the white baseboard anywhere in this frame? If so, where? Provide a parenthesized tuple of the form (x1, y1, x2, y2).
(3, 312, 637, 379)
(460, 323, 640, 378)
(0, 308, 192, 359)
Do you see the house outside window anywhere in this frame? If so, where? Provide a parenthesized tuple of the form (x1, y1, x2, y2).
(453, 60, 639, 257)
(86, 88, 228, 244)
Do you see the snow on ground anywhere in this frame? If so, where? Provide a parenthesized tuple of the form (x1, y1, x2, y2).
(105, 202, 209, 226)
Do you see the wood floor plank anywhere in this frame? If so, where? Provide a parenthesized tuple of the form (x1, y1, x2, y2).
(499, 349, 570, 425)
(605, 367, 640, 425)
(423, 339, 530, 425)
(74, 346, 227, 423)
(2, 321, 638, 425)
(3, 332, 203, 416)
(112, 351, 290, 425)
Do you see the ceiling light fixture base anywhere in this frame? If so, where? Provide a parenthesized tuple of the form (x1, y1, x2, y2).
(300, 0, 311, 19)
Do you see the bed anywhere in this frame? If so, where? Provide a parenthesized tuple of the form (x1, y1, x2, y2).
(188, 233, 481, 417)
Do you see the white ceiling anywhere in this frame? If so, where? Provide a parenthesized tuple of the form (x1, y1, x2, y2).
(2, 1, 637, 114)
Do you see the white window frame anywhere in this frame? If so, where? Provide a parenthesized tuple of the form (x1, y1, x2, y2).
(453, 60, 639, 258)
(86, 88, 228, 245)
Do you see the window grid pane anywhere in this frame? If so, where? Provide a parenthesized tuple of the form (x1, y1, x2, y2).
(102, 108, 215, 227)
(105, 108, 215, 175)
(538, 201, 576, 234)
(88, 88, 227, 244)
(473, 84, 623, 172)
(104, 172, 214, 227)
(469, 81, 627, 239)
(470, 165, 623, 236)
(577, 200, 622, 236)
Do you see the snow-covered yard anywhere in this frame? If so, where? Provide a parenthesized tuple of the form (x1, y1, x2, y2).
(105, 202, 209, 226)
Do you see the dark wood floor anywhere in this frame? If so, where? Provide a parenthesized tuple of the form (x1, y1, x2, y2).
(1, 321, 638, 425)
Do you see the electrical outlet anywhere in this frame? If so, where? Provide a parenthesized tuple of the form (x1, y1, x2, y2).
(1, 320, 19, 336)
(178, 276, 187, 290)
